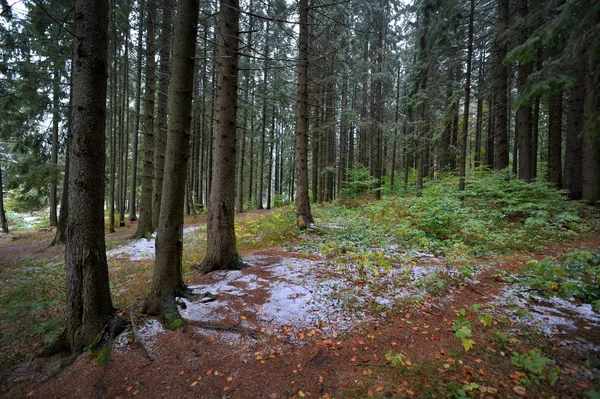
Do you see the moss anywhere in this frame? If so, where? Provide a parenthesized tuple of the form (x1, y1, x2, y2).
(163, 310, 186, 331)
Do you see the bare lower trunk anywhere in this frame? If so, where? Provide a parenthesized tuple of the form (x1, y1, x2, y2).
(144, 0, 199, 328)
(66, 0, 114, 351)
(294, 0, 313, 229)
(134, 0, 157, 238)
(198, 0, 245, 273)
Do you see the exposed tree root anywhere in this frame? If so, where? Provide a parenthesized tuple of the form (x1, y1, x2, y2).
(129, 302, 155, 361)
(186, 320, 264, 340)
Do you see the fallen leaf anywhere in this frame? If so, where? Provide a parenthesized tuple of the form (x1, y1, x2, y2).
(513, 385, 526, 396)
(240, 316, 247, 320)
(375, 385, 383, 392)
(214, 370, 220, 376)
(127, 386, 133, 391)
(227, 376, 233, 382)
(298, 390, 306, 397)
(191, 381, 198, 387)
(196, 376, 202, 381)
(26, 392, 33, 397)
(179, 370, 185, 375)
(132, 390, 139, 395)
(223, 386, 229, 391)
(270, 394, 277, 399)
(206, 369, 213, 375)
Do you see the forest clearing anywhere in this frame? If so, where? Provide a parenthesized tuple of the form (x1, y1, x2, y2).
(2, 0, 600, 397)
(1, 176, 600, 398)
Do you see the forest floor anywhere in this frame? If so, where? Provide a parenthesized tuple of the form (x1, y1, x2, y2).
(1, 208, 600, 399)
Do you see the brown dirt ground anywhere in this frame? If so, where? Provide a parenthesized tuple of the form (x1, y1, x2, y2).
(1, 221, 599, 399)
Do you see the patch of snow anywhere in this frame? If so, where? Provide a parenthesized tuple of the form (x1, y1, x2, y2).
(107, 236, 156, 261)
(179, 253, 451, 343)
(494, 287, 600, 349)
(115, 318, 165, 349)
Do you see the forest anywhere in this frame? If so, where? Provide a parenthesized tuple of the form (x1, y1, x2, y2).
(0, 0, 599, 398)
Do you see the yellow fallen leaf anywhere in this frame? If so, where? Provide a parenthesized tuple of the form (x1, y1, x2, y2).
(298, 391, 306, 397)
(227, 376, 233, 382)
(240, 316, 247, 320)
(214, 370, 220, 376)
(179, 370, 185, 375)
(26, 392, 34, 397)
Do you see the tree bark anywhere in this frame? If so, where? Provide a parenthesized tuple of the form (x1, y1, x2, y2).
(50, 68, 60, 227)
(152, 0, 173, 228)
(564, 65, 585, 200)
(66, 0, 114, 351)
(582, 59, 600, 204)
(0, 163, 8, 233)
(294, 0, 314, 229)
(197, 0, 245, 273)
(134, 0, 157, 238)
(547, 91, 563, 187)
(144, 0, 199, 327)
(493, 0, 509, 170)
(458, 0, 475, 190)
(128, 0, 145, 221)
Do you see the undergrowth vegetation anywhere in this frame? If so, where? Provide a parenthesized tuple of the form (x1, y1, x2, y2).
(0, 172, 598, 370)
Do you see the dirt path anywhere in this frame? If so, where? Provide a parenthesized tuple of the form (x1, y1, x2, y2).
(2, 232, 599, 399)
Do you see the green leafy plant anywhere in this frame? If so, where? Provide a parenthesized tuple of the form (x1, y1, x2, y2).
(510, 348, 559, 386)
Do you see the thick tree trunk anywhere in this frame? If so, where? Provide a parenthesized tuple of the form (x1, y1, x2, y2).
(582, 60, 600, 204)
(493, 0, 509, 170)
(152, 0, 173, 228)
(198, 0, 245, 273)
(128, 0, 145, 221)
(564, 67, 585, 200)
(66, 0, 114, 352)
(134, 0, 157, 238)
(144, 0, 199, 327)
(294, 0, 314, 229)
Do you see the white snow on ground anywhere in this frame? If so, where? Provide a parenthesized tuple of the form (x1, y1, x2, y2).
(494, 287, 600, 351)
(179, 252, 455, 344)
(107, 226, 201, 261)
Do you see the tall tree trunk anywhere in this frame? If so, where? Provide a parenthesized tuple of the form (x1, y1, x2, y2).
(531, 95, 540, 178)
(236, 0, 253, 213)
(338, 74, 348, 195)
(119, 31, 129, 228)
(582, 58, 600, 204)
(66, 0, 114, 352)
(144, 0, 199, 327)
(390, 68, 401, 191)
(564, 65, 585, 200)
(458, 0, 475, 190)
(0, 163, 8, 233)
(134, 0, 157, 238)
(372, 12, 384, 200)
(50, 68, 60, 227)
(486, 97, 495, 168)
(294, 0, 314, 229)
(152, 0, 173, 228)
(128, 0, 145, 221)
(493, 0, 509, 170)
(548, 91, 563, 187)
(257, 10, 270, 210)
(474, 52, 484, 166)
(198, 0, 244, 273)
(515, 0, 533, 182)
